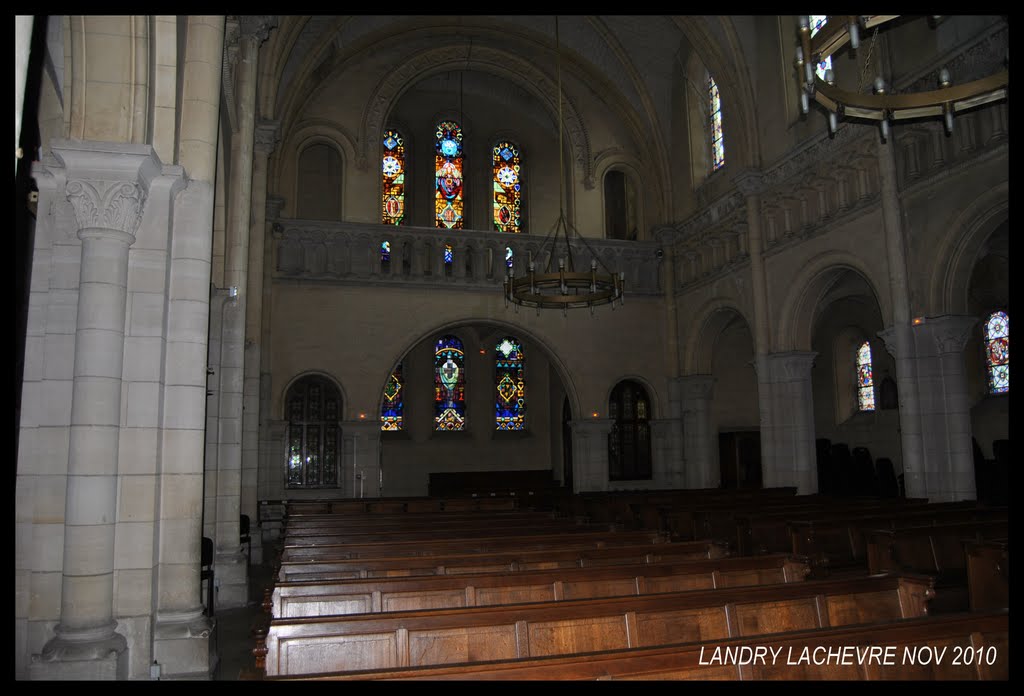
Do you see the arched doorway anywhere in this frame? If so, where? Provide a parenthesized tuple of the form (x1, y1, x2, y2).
(608, 380, 652, 481)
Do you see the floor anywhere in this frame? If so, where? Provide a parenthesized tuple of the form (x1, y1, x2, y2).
(211, 543, 276, 681)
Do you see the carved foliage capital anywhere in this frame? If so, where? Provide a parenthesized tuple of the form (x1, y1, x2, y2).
(239, 15, 278, 44)
(920, 315, 979, 355)
(65, 179, 147, 239)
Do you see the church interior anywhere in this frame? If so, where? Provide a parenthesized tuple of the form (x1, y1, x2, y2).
(15, 14, 1008, 681)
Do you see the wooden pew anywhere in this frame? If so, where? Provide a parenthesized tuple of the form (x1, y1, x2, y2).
(269, 554, 811, 618)
(277, 539, 728, 582)
(271, 610, 1009, 681)
(865, 520, 1010, 613)
(255, 573, 935, 677)
(278, 529, 669, 563)
(789, 505, 1008, 576)
(282, 520, 622, 547)
(965, 539, 1008, 612)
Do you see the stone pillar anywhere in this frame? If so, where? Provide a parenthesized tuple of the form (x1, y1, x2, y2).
(215, 14, 277, 610)
(569, 419, 615, 493)
(760, 352, 818, 494)
(242, 121, 279, 566)
(735, 172, 776, 492)
(876, 139, 927, 499)
(32, 141, 160, 680)
(677, 375, 716, 489)
(914, 316, 979, 501)
(15, 15, 34, 173)
(342, 421, 383, 499)
(258, 197, 285, 526)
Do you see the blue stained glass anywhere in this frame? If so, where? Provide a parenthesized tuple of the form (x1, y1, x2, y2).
(444, 244, 453, 264)
(383, 134, 398, 150)
(505, 246, 513, 268)
(381, 240, 391, 262)
(440, 139, 460, 157)
(435, 335, 466, 430)
(856, 340, 875, 411)
(501, 147, 514, 161)
(381, 362, 403, 431)
(985, 311, 1009, 394)
(495, 337, 525, 430)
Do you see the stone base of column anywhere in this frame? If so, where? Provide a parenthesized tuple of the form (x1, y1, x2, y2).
(30, 629, 128, 680)
(153, 609, 215, 680)
(214, 551, 250, 609)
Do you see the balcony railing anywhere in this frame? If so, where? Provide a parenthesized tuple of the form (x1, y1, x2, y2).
(271, 220, 664, 295)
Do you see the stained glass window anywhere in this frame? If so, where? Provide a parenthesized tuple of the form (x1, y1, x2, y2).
(984, 311, 1009, 394)
(285, 376, 341, 488)
(444, 244, 453, 264)
(856, 341, 876, 411)
(381, 362, 404, 431)
(506, 246, 513, 269)
(608, 380, 652, 481)
(381, 129, 406, 225)
(381, 240, 391, 263)
(709, 76, 725, 171)
(809, 15, 833, 81)
(493, 141, 522, 233)
(435, 335, 466, 430)
(435, 120, 464, 229)
(495, 337, 526, 430)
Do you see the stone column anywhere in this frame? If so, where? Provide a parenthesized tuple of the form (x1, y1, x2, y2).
(760, 352, 818, 494)
(258, 197, 285, 527)
(216, 14, 277, 610)
(569, 419, 615, 493)
(342, 420, 383, 499)
(32, 141, 160, 680)
(677, 375, 716, 489)
(656, 230, 686, 490)
(914, 316, 979, 501)
(735, 172, 776, 492)
(649, 419, 684, 489)
(876, 139, 927, 499)
(242, 121, 279, 565)
(15, 15, 34, 173)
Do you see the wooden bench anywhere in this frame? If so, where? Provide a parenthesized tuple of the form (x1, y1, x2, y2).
(965, 539, 1008, 612)
(267, 610, 1010, 681)
(277, 540, 728, 582)
(268, 553, 811, 618)
(255, 573, 935, 677)
(282, 521, 622, 547)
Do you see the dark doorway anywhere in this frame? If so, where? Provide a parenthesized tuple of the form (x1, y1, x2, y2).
(718, 431, 762, 489)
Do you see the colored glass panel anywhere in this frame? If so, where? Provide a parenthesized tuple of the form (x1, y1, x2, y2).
(435, 121, 464, 229)
(709, 76, 725, 171)
(506, 246, 513, 269)
(444, 244, 453, 264)
(810, 15, 833, 81)
(857, 340, 875, 411)
(985, 311, 1009, 394)
(381, 240, 391, 263)
(381, 129, 406, 225)
(381, 362, 404, 431)
(493, 141, 522, 233)
(608, 380, 652, 481)
(495, 337, 525, 430)
(284, 377, 341, 488)
(435, 335, 466, 430)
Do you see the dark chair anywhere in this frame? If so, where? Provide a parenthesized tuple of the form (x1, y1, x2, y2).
(200, 536, 214, 617)
(240, 514, 252, 567)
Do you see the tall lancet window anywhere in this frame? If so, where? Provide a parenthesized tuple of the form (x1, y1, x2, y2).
(495, 337, 526, 430)
(381, 362, 404, 431)
(856, 341, 876, 411)
(810, 15, 833, 81)
(435, 120, 465, 229)
(434, 335, 466, 430)
(493, 141, 522, 233)
(381, 129, 406, 225)
(709, 76, 725, 171)
(984, 311, 1009, 394)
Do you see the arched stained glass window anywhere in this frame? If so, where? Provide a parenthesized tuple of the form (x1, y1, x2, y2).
(493, 141, 522, 233)
(285, 375, 341, 488)
(435, 121, 464, 229)
(505, 246, 513, 269)
(381, 240, 391, 267)
(435, 335, 466, 430)
(608, 380, 652, 481)
(495, 337, 525, 430)
(381, 362, 404, 431)
(856, 341, 876, 411)
(810, 15, 833, 81)
(382, 129, 406, 225)
(709, 76, 725, 171)
(985, 311, 1009, 394)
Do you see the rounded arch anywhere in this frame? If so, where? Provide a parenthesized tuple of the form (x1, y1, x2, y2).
(374, 317, 582, 426)
(683, 298, 755, 374)
(777, 251, 889, 352)
(594, 153, 650, 240)
(276, 369, 348, 422)
(929, 182, 1009, 316)
(282, 123, 354, 220)
(603, 374, 661, 420)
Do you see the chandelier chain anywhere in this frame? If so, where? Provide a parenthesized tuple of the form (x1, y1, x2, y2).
(858, 25, 880, 94)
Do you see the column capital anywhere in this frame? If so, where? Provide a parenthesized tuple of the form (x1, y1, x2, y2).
(223, 17, 241, 66)
(674, 374, 715, 401)
(762, 350, 818, 382)
(915, 315, 980, 355)
(569, 419, 615, 437)
(49, 140, 163, 239)
(239, 15, 278, 44)
(877, 325, 902, 358)
(266, 195, 286, 220)
(255, 120, 281, 156)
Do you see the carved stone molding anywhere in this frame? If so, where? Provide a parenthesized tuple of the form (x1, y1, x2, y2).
(65, 179, 147, 239)
(255, 120, 281, 155)
(918, 315, 979, 355)
(764, 351, 818, 383)
(675, 375, 715, 402)
(239, 15, 279, 45)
